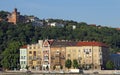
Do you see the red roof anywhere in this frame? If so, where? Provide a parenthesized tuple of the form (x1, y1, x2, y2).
(76, 41, 108, 47)
(21, 45, 27, 48)
(48, 40, 54, 45)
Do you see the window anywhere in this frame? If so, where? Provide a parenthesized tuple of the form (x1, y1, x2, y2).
(24, 56, 26, 59)
(84, 49, 85, 52)
(99, 49, 101, 52)
(69, 50, 71, 52)
(89, 49, 91, 52)
(29, 56, 32, 60)
(24, 61, 26, 64)
(34, 47, 36, 49)
(56, 50, 59, 54)
(37, 61, 41, 64)
(68, 54, 70, 57)
(74, 50, 76, 52)
(29, 47, 32, 49)
(78, 49, 80, 52)
(21, 61, 23, 64)
(29, 51, 32, 54)
(38, 51, 41, 54)
(21, 56, 23, 59)
(38, 46, 40, 49)
(20, 51, 22, 54)
(33, 56, 37, 60)
(78, 60, 81, 63)
(33, 51, 36, 56)
(29, 61, 33, 64)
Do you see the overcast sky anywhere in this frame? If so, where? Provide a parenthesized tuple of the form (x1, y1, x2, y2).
(0, 0, 120, 28)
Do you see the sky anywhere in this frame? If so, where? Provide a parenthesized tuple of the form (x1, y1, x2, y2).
(0, 0, 120, 28)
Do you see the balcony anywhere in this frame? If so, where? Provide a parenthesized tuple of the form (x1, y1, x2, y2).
(60, 56, 65, 59)
(44, 59, 49, 61)
(51, 56, 55, 59)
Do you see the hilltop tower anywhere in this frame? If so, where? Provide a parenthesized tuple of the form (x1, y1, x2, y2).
(7, 8, 20, 24)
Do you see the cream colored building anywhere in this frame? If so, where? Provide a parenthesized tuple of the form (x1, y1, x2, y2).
(20, 40, 109, 71)
(66, 41, 109, 70)
(27, 40, 43, 70)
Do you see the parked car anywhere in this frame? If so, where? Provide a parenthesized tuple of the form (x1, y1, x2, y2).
(26, 70, 32, 74)
(93, 71, 99, 74)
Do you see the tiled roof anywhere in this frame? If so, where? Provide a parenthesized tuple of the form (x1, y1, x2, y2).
(21, 45, 27, 48)
(48, 40, 54, 45)
(51, 40, 76, 47)
(76, 41, 108, 47)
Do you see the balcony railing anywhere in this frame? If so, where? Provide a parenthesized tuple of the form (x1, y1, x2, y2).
(44, 59, 49, 61)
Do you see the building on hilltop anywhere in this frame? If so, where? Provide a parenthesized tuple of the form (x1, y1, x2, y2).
(7, 8, 20, 24)
(26, 16, 43, 26)
(7, 8, 26, 24)
(48, 22, 64, 27)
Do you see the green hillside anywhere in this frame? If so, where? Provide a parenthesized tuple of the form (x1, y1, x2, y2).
(0, 11, 120, 69)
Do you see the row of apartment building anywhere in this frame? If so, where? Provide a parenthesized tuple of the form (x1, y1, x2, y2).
(20, 39, 109, 71)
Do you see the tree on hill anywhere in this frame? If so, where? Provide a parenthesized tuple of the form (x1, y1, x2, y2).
(1, 41, 21, 70)
(0, 11, 9, 20)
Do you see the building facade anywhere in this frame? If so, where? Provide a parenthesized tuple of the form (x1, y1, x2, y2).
(20, 45, 27, 70)
(7, 8, 20, 24)
(50, 40, 68, 71)
(7, 8, 26, 24)
(76, 41, 109, 70)
(110, 53, 120, 69)
(42, 39, 53, 71)
(27, 40, 43, 70)
(20, 40, 109, 71)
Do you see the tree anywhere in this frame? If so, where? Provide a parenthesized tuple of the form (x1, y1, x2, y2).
(46, 65, 49, 70)
(65, 59, 72, 69)
(26, 65, 29, 70)
(53, 65, 56, 70)
(73, 59, 78, 69)
(60, 65, 63, 70)
(106, 60, 115, 70)
(1, 41, 21, 70)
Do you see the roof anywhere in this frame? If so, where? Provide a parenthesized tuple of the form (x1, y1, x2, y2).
(51, 40, 77, 47)
(20, 45, 27, 48)
(48, 40, 54, 45)
(76, 41, 108, 47)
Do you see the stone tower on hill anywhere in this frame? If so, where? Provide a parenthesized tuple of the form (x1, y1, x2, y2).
(7, 8, 20, 24)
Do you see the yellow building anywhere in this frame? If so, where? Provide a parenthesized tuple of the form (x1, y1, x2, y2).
(27, 40, 43, 70)
(66, 41, 109, 70)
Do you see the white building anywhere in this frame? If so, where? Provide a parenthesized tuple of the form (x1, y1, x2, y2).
(26, 16, 43, 26)
(48, 22, 64, 27)
(20, 45, 27, 71)
(72, 25, 76, 30)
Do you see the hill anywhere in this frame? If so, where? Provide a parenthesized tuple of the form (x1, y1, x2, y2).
(0, 10, 120, 69)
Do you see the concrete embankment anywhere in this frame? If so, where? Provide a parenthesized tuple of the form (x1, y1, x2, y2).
(0, 70, 120, 75)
